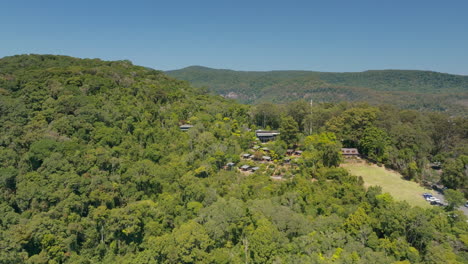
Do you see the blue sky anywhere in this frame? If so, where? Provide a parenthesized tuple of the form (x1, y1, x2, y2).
(1, 0, 467, 74)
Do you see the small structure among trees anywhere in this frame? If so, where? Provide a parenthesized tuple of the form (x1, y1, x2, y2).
(242, 154, 252, 159)
(341, 148, 360, 158)
(256, 130, 280, 143)
(179, 124, 194, 131)
(430, 162, 442, 170)
(224, 162, 236, 170)
(240, 165, 251, 171)
(251, 166, 260, 172)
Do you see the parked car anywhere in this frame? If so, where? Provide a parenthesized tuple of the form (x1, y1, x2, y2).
(465, 202, 468, 208)
(423, 193, 432, 200)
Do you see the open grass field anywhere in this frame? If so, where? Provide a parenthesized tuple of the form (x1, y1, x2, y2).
(342, 162, 432, 208)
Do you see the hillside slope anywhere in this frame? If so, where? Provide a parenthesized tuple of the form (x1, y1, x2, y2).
(1, 55, 467, 263)
(0, 54, 250, 263)
(167, 66, 468, 115)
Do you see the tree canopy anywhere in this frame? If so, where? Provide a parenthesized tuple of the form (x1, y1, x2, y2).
(0, 55, 467, 263)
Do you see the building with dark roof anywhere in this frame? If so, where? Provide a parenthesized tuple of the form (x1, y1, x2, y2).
(240, 165, 251, 171)
(180, 124, 194, 131)
(341, 148, 360, 157)
(255, 130, 280, 143)
(242, 154, 252, 159)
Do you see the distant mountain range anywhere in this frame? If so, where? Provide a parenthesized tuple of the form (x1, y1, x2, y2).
(166, 66, 468, 115)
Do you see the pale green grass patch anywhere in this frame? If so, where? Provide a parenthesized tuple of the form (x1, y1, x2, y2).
(342, 162, 432, 208)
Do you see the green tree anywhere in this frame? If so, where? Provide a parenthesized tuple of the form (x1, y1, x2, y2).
(286, 100, 310, 132)
(304, 132, 342, 167)
(444, 189, 465, 210)
(151, 221, 213, 263)
(279, 116, 299, 147)
(252, 103, 282, 129)
(326, 107, 379, 146)
(343, 207, 371, 237)
(441, 156, 468, 189)
(248, 218, 287, 264)
(360, 126, 389, 163)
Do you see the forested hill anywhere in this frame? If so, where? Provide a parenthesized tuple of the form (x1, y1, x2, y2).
(166, 66, 468, 115)
(1, 55, 467, 263)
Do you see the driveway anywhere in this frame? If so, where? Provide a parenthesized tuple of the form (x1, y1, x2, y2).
(431, 191, 468, 217)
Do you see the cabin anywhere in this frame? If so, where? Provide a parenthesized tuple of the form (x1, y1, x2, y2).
(341, 148, 360, 157)
(430, 162, 442, 170)
(283, 157, 291, 164)
(242, 154, 252, 159)
(262, 147, 270, 152)
(256, 130, 280, 143)
(251, 166, 260, 172)
(223, 162, 236, 170)
(262, 156, 272, 162)
(294, 150, 303, 156)
(240, 165, 251, 171)
(179, 124, 194, 131)
(286, 149, 294, 155)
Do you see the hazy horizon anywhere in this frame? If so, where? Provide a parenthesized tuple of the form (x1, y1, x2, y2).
(167, 64, 468, 76)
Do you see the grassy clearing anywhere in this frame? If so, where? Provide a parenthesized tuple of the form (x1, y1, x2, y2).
(342, 162, 432, 208)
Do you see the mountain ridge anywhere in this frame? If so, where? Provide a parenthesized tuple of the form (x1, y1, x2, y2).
(166, 65, 468, 115)
(170, 65, 468, 77)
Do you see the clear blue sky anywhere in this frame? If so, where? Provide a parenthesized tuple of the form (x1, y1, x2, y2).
(1, 0, 468, 74)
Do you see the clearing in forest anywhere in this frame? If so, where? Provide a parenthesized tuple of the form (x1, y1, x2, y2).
(342, 162, 432, 208)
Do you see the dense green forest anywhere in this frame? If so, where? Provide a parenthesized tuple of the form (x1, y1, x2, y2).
(1, 55, 468, 263)
(166, 66, 468, 115)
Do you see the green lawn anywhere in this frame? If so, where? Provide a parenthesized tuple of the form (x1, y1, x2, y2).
(342, 162, 432, 208)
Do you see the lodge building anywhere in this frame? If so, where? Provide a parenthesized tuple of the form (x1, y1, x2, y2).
(255, 130, 280, 143)
(341, 148, 360, 158)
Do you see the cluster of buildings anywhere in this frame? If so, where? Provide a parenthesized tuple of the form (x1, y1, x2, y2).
(239, 164, 260, 172)
(183, 124, 360, 174)
(241, 153, 272, 162)
(256, 130, 360, 159)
